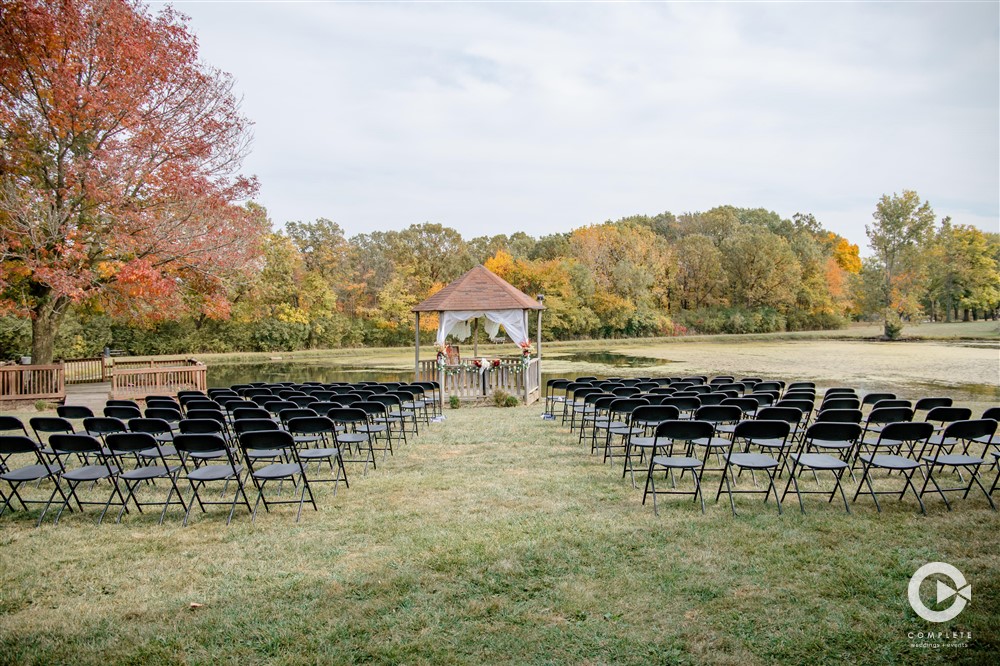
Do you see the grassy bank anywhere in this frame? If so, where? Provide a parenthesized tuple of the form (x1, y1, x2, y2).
(1, 405, 998, 664)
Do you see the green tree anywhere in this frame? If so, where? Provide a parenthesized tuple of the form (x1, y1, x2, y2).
(721, 226, 801, 309)
(924, 220, 1000, 321)
(674, 234, 728, 310)
(865, 191, 935, 337)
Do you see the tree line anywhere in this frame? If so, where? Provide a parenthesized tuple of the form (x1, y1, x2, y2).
(3, 194, 997, 360)
(2, 1, 997, 362)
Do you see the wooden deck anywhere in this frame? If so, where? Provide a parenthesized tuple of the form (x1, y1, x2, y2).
(64, 382, 112, 412)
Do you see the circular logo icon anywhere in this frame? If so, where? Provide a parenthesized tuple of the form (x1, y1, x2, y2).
(908, 562, 971, 623)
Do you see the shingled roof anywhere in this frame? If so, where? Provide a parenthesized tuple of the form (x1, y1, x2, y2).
(412, 265, 545, 312)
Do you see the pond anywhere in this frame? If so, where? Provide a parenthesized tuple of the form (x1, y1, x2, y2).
(207, 362, 411, 388)
(206, 350, 667, 387)
(547, 351, 666, 368)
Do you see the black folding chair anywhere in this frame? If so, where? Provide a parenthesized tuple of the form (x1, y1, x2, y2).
(172, 433, 251, 526)
(238, 430, 317, 523)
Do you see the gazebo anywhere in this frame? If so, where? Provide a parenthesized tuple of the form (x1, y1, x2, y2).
(412, 265, 545, 405)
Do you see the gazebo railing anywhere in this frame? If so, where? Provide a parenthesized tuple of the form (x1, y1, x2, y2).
(418, 358, 539, 403)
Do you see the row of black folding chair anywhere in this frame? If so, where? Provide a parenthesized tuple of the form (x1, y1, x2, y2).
(640, 416, 999, 517)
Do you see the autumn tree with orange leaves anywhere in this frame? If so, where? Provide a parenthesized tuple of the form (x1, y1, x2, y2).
(0, 0, 266, 363)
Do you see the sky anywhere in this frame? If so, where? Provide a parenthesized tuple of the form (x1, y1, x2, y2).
(162, 1, 1000, 250)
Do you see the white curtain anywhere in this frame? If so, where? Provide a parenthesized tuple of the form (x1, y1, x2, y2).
(437, 310, 528, 347)
(484, 319, 502, 340)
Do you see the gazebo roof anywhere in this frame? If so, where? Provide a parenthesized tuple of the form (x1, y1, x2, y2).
(412, 265, 544, 313)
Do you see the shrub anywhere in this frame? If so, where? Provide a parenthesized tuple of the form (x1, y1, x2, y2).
(883, 316, 904, 340)
(493, 390, 520, 408)
(678, 307, 786, 335)
(449, 395, 461, 409)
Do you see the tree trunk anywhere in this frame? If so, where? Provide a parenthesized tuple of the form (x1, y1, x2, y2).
(30, 295, 69, 365)
(963, 308, 970, 322)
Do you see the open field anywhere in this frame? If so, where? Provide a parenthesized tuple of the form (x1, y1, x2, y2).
(1, 333, 998, 664)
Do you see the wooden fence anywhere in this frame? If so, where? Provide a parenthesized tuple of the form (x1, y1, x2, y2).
(0, 363, 65, 402)
(110, 359, 207, 400)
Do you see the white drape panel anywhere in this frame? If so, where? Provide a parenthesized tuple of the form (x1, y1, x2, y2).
(437, 310, 528, 347)
(484, 319, 501, 340)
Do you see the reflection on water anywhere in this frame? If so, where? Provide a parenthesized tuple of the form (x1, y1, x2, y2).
(550, 351, 664, 367)
(207, 350, 667, 388)
(208, 362, 409, 388)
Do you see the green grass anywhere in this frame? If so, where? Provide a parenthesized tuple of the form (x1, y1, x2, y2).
(1, 405, 998, 665)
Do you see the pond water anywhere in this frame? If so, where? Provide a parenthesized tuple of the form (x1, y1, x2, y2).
(207, 362, 411, 388)
(548, 351, 666, 367)
(207, 350, 666, 387)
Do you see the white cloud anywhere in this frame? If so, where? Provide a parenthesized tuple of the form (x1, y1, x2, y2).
(165, 1, 999, 247)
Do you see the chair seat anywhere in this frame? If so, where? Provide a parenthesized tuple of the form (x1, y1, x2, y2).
(253, 462, 305, 480)
(859, 454, 919, 470)
(299, 448, 340, 460)
(922, 454, 985, 467)
(692, 436, 729, 449)
(188, 464, 242, 482)
(189, 450, 227, 460)
(651, 455, 701, 469)
(610, 426, 643, 437)
(139, 446, 177, 458)
(1, 463, 60, 482)
(120, 464, 180, 481)
(336, 434, 368, 444)
(809, 439, 852, 451)
(62, 465, 119, 482)
(752, 438, 790, 450)
(727, 453, 777, 469)
(628, 436, 657, 449)
(861, 436, 901, 448)
(791, 453, 847, 471)
(245, 449, 282, 459)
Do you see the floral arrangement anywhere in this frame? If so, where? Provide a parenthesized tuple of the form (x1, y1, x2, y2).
(519, 340, 535, 366)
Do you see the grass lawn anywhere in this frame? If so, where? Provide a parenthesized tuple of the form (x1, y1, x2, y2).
(1, 400, 998, 665)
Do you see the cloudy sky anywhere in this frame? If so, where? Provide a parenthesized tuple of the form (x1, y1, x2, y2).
(165, 1, 999, 249)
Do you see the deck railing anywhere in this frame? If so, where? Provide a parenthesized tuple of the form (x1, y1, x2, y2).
(62, 357, 111, 384)
(0, 363, 65, 402)
(110, 359, 206, 400)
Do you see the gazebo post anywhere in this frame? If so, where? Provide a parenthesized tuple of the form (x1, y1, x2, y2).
(536, 307, 542, 388)
(414, 312, 420, 380)
(473, 318, 479, 358)
(522, 309, 529, 403)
